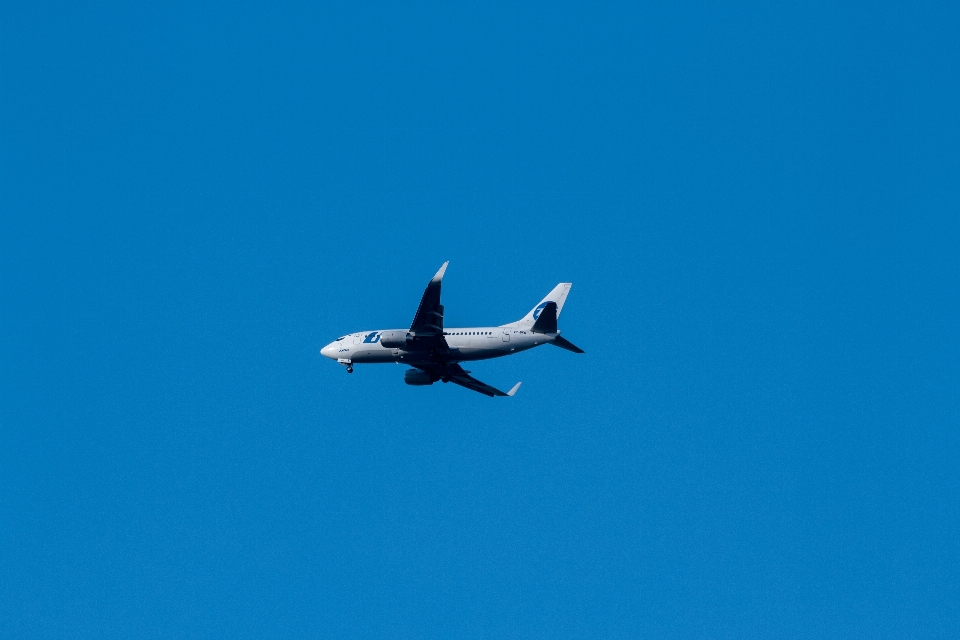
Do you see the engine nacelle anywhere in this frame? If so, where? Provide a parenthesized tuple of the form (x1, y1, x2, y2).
(404, 369, 438, 386)
(380, 330, 413, 348)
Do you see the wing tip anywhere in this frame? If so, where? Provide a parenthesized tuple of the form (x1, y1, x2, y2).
(506, 382, 522, 397)
(431, 261, 449, 283)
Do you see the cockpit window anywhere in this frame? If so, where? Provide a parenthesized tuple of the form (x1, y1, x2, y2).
(336, 336, 346, 341)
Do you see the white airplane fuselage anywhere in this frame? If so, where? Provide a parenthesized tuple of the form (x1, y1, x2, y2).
(318, 262, 582, 396)
(320, 326, 555, 365)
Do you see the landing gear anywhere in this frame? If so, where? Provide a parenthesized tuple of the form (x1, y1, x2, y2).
(346, 365, 353, 373)
(338, 358, 353, 374)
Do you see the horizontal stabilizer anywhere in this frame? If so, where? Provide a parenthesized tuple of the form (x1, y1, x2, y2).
(551, 335, 584, 354)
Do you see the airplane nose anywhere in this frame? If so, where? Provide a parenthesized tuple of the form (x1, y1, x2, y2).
(320, 343, 336, 359)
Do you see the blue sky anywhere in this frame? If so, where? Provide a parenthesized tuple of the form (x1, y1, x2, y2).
(2, 2, 958, 638)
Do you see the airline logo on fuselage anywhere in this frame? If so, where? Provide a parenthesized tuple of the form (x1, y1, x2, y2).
(363, 332, 381, 343)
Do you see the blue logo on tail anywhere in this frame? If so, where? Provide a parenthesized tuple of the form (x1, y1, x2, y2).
(533, 302, 552, 320)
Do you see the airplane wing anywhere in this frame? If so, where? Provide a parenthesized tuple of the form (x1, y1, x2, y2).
(410, 262, 448, 335)
(412, 363, 521, 397)
(450, 371, 522, 397)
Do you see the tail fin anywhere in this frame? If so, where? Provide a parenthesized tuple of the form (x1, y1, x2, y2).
(512, 283, 572, 330)
(531, 302, 558, 333)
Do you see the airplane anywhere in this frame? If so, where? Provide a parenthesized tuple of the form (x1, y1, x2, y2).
(319, 262, 584, 397)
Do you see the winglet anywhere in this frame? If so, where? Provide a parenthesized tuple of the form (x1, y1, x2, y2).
(431, 261, 449, 284)
(506, 382, 522, 397)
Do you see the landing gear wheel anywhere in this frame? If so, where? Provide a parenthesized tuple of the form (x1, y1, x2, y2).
(346, 365, 354, 373)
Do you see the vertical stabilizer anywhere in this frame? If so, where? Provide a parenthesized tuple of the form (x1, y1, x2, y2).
(509, 283, 572, 330)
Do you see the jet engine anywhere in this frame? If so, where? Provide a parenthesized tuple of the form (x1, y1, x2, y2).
(380, 330, 413, 348)
(404, 369, 438, 386)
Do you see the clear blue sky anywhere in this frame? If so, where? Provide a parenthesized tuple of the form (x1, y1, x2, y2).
(2, 2, 958, 638)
